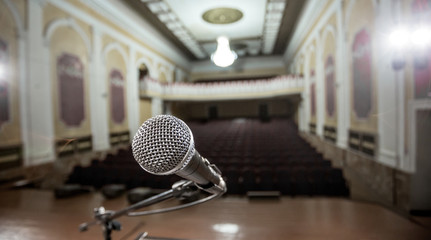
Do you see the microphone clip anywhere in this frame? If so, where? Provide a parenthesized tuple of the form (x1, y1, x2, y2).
(194, 160, 226, 195)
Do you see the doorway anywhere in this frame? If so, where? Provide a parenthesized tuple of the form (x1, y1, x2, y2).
(410, 108, 431, 213)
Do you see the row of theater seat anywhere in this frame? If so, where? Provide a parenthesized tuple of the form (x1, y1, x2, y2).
(67, 161, 182, 190)
(189, 118, 349, 196)
(222, 166, 348, 196)
(66, 118, 349, 197)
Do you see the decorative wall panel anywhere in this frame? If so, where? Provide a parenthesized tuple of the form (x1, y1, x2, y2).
(352, 28, 372, 119)
(109, 69, 125, 124)
(57, 53, 85, 127)
(325, 55, 336, 118)
(310, 82, 316, 117)
(0, 39, 10, 129)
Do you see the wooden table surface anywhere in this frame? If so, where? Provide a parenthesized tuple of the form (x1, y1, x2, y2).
(0, 189, 430, 240)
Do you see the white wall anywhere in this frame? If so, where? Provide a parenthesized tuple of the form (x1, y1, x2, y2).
(286, 0, 422, 173)
(18, 0, 187, 166)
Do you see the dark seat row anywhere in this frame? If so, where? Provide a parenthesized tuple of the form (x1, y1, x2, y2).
(66, 165, 182, 189)
(224, 166, 349, 196)
(65, 118, 349, 197)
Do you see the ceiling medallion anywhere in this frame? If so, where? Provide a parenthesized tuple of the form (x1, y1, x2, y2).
(202, 8, 243, 24)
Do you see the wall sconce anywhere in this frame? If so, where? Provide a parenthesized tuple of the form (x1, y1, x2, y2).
(0, 64, 5, 78)
(388, 24, 431, 167)
(389, 27, 408, 70)
(389, 25, 430, 70)
(211, 36, 237, 67)
(412, 27, 431, 69)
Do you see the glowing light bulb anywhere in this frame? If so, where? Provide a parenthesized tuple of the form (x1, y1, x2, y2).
(0, 64, 5, 78)
(389, 27, 410, 50)
(411, 26, 431, 48)
(211, 36, 237, 67)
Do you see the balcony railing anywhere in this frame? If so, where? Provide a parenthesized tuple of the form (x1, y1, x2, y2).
(140, 75, 304, 101)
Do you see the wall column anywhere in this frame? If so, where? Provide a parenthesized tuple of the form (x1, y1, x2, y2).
(316, 37, 325, 137)
(377, 0, 399, 168)
(336, 1, 349, 148)
(127, 46, 140, 136)
(90, 27, 110, 151)
(303, 52, 310, 133)
(151, 97, 163, 116)
(3, 0, 32, 166)
(26, 0, 55, 165)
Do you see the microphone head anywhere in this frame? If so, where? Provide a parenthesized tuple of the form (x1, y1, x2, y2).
(132, 115, 195, 175)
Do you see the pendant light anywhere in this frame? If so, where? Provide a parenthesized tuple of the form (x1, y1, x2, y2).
(211, 36, 237, 67)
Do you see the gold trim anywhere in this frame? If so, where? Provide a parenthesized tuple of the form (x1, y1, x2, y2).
(202, 8, 243, 24)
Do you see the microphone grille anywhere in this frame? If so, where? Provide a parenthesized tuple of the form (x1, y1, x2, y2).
(132, 115, 195, 175)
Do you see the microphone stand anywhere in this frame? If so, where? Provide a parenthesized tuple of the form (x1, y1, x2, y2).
(79, 180, 225, 240)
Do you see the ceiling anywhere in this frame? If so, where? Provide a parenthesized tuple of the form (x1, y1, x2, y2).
(124, 0, 306, 61)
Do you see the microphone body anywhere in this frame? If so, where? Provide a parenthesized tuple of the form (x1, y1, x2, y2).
(175, 150, 223, 189)
(132, 115, 226, 194)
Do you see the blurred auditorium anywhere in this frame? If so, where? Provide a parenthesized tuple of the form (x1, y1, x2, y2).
(0, 0, 430, 239)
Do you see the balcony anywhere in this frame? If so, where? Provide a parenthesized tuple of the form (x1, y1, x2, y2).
(140, 75, 304, 101)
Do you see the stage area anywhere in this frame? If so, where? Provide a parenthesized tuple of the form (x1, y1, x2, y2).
(0, 189, 430, 240)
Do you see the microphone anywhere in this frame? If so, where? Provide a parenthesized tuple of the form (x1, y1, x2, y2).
(131, 115, 226, 194)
